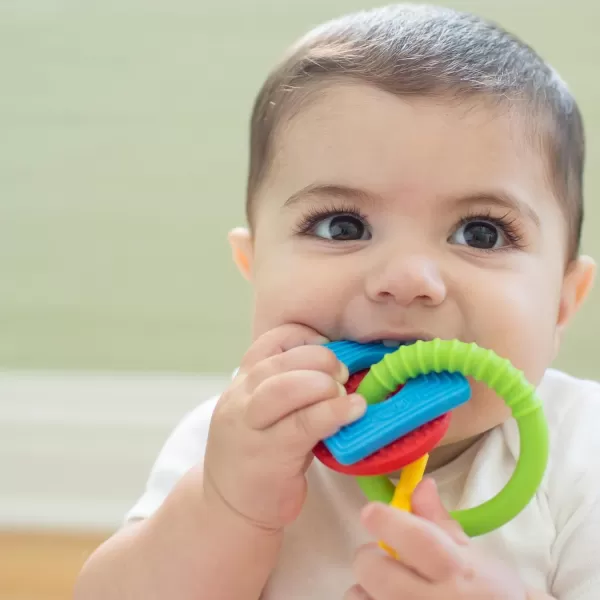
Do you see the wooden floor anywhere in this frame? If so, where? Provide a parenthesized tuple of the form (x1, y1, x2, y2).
(0, 530, 110, 600)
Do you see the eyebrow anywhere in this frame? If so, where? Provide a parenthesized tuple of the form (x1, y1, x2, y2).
(283, 183, 385, 208)
(283, 182, 541, 228)
(449, 191, 541, 228)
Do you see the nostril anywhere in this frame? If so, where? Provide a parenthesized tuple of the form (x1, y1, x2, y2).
(378, 290, 394, 298)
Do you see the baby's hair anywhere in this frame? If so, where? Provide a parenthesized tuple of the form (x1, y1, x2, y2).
(246, 4, 584, 260)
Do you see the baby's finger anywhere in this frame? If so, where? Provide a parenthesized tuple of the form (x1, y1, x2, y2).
(353, 544, 429, 600)
(411, 478, 469, 545)
(242, 344, 347, 396)
(361, 502, 467, 583)
(273, 391, 367, 449)
(247, 369, 354, 430)
(238, 324, 329, 375)
(343, 584, 373, 600)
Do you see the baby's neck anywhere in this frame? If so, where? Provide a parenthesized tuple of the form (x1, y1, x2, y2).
(387, 434, 483, 480)
(425, 434, 484, 473)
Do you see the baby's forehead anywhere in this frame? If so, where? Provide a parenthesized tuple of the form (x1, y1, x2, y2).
(268, 85, 552, 209)
(276, 85, 535, 164)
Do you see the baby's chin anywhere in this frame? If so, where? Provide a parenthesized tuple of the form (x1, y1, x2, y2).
(416, 386, 510, 469)
(457, 378, 512, 422)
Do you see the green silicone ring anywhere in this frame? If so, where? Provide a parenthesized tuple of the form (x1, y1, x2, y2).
(355, 339, 549, 537)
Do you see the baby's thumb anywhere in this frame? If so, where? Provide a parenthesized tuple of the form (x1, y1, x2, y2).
(411, 478, 469, 545)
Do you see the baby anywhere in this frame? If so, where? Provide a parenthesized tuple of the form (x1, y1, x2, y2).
(76, 5, 600, 599)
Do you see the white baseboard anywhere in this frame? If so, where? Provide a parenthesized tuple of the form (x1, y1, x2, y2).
(0, 370, 230, 532)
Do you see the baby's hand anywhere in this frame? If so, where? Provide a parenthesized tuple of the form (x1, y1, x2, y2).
(345, 479, 529, 600)
(202, 324, 366, 532)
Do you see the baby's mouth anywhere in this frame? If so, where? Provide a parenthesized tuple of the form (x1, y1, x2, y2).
(381, 338, 418, 348)
(363, 336, 433, 348)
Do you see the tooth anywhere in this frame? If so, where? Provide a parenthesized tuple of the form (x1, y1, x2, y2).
(382, 340, 402, 347)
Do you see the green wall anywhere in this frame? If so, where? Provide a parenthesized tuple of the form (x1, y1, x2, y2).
(2, 1, 599, 376)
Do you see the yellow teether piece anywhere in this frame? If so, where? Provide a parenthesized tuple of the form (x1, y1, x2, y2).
(379, 454, 429, 558)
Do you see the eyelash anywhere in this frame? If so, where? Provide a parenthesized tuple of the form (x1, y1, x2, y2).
(456, 208, 526, 250)
(293, 203, 527, 250)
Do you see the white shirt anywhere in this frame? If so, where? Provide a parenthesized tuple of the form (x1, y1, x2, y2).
(126, 368, 600, 599)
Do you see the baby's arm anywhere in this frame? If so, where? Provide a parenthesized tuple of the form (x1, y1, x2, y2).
(74, 466, 281, 600)
(75, 324, 360, 599)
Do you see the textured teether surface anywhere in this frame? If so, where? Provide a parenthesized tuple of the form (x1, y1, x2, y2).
(313, 413, 450, 475)
(324, 340, 398, 377)
(323, 370, 470, 465)
(315, 341, 471, 472)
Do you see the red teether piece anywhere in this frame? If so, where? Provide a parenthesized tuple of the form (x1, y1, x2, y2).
(312, 369, 452, 475)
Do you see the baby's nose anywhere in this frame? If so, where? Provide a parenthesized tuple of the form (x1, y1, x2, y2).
(364, 254, 447, 307)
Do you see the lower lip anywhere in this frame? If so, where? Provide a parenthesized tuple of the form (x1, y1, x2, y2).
(312, 369, 452, 476)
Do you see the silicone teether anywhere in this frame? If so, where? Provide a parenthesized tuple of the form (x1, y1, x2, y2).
(344, 339, 549, 538)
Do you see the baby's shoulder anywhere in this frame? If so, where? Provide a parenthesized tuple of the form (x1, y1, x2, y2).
(539, 368, 600, 446)
(536, 369, 600, 513)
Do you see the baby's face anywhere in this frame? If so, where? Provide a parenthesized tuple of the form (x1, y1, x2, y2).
(236, 83, 588, 447)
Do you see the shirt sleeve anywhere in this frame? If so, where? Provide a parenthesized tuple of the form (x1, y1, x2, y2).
(546, 377, 600, 600)
(124, 395, 219, 523)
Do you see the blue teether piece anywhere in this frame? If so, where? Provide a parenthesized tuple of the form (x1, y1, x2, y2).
(323, 341, 471, 465)
(324, 340, 399, 372)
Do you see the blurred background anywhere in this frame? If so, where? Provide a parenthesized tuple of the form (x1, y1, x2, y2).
(1, 1, 599, 598)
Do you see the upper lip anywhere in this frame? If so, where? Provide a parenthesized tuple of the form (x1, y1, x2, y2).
(354, 332, 435, 344)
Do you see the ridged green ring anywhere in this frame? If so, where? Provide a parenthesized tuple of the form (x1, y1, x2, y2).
(355, 339, 549, 537)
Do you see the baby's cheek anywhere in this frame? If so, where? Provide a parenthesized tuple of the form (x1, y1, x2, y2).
(491, 323, 554, 388)
(250, 279, 328, 338)
(483, 279, 560, 382)
(252, 259, 351, 335)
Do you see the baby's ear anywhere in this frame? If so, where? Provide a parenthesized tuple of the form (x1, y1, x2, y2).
(228, 227, 253, 281)
(555, 255, 596, 347)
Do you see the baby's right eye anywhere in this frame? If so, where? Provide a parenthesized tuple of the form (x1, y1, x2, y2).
(310, 213, 372, 241)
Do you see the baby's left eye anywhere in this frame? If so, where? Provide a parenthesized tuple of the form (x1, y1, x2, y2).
(450, 220, 507, 250)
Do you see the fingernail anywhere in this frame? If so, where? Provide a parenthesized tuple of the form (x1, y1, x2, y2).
(337, 382, 347, 396)
(336, 362, 349, 383)
(347, 584, 371, 600)
(346, 395, 366, 422)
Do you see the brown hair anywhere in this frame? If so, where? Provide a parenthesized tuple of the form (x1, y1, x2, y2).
(245, 4, 585, 259)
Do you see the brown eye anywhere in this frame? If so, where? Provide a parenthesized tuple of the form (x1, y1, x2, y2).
(312, 214, 371, 241)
